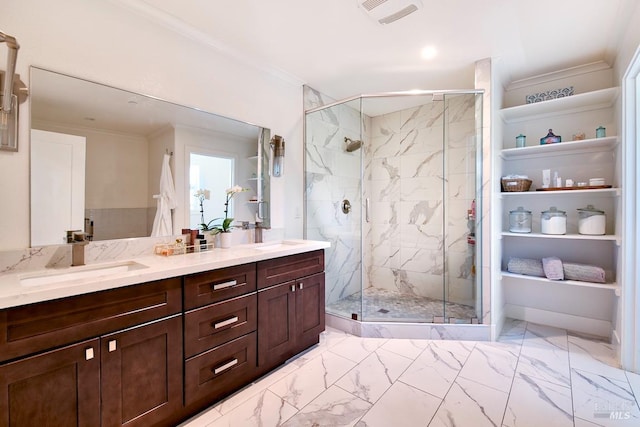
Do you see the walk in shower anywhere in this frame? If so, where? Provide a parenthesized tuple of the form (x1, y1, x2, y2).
(304, 88, 483, 331)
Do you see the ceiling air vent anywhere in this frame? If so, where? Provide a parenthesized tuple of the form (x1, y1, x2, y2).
(358, 0, 423, 25)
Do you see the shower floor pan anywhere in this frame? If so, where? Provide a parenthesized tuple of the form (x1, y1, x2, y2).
(325, 288, 490, 340)
(326, 287, 478, 324)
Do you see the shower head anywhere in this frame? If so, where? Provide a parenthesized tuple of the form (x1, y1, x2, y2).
(344, 137, 363, 152)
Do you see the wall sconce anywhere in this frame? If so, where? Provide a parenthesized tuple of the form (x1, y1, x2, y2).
(0, 31, 27, 152)
(270, 135, 285, 177)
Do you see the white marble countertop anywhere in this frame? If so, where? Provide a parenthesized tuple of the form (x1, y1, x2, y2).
(0, 239, 330, 310)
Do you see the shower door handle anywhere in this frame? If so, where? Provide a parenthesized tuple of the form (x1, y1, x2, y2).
(365, 198, 370, 223)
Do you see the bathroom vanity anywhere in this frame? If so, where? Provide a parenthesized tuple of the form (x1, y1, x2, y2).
(0, 240, 328, 427)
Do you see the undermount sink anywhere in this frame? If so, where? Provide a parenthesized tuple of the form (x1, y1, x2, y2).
(253, 240, 304, 251)
(19, 261, 149, 287)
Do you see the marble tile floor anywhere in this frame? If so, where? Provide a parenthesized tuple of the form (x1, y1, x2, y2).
(326, 287, 478, 323)
(180, 319, 640, 427)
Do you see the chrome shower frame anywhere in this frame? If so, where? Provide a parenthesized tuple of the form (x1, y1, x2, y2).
(303, 87, 486, 338)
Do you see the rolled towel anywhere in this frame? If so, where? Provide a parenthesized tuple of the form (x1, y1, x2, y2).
(563, 262, 606, 283)
(507, 257, 545, 277)
(542, 257, 564, 280)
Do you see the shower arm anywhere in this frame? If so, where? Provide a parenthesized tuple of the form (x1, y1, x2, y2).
(0, 31, 19, 115)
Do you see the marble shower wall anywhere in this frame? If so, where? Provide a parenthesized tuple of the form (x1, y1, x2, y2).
(365, 95, 478, 308)
(304, 92, 368, 308)
(304, 85, 480, 314)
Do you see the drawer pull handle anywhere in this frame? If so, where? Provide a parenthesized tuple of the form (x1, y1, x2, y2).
(298, 282, 304, 290)
(212, 280, 237, 291)
(290, 284, 295, 292)
(214, 316, 239, 329)
(213, 358, 238, 375)
(85, 347, 94, 360)
(108, 340, 117, 352)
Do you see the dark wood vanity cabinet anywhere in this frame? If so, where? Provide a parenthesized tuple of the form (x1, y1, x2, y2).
(257, 251, 325, 372)
(0, 338, 101, 427)
(101, 315, 183, 427)
(183, 263, 259, 410)
(0, 249, 326, 426)
(0, 278, 183, 427)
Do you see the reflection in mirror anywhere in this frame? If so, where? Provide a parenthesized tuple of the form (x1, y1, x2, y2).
(30, 67, 270, 246)
(189, 152, 233, 230)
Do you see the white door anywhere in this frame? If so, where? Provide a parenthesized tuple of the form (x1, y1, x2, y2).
(30, 129, 86, 246)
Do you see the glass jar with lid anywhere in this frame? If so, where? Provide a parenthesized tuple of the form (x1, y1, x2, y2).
(509, 206, 532, 233)
(541, 206, 566, 235)
(577, 205, 605, 235)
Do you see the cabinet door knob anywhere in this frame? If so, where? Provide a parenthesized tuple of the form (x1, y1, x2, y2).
(290, 284, 296, 292)
(213, 316, 239, 329)
(213, 358, 238, 375)
(298, 282, 304, 290)
(212, 279, 238, 291)
(108, 340, 117, 352)
(85, 347, 94, 360)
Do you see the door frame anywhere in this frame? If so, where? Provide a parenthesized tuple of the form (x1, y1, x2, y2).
(622, 44, 640, 373)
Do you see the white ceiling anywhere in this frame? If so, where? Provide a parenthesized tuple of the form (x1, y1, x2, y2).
(119, 0, 638, 101)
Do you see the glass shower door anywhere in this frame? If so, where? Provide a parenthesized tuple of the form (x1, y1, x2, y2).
(304, 98, 364, 322)
(361, 94, 447, 323)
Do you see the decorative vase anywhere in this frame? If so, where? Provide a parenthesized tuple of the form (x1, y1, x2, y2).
(219, 231, 232, 249)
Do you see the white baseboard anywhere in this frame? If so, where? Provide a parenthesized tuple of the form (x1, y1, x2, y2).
(505, 304, 611, 338)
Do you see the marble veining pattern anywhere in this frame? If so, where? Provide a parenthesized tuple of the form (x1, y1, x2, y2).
(181, 319, 640, 427)
(304, 87, 481, 316)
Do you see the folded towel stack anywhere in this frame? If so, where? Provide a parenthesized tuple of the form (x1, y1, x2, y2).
(542, 257, 564, 280)
(507, 257, 606, 284)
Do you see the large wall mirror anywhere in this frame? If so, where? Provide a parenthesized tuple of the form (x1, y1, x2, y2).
(30, 67, 270, 246)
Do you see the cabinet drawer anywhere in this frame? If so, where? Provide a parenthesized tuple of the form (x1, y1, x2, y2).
(184, 293, 257, 358)
(184, 263, 256, 309)
(257, 250, 324, 289)
(184, 332, 257, 406)
(0, 278, 182, 363)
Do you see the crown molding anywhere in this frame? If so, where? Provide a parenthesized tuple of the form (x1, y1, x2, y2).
(506, 61, 611, 91)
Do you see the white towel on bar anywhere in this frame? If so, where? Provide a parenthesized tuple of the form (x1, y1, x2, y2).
(151, 153, 177, 237)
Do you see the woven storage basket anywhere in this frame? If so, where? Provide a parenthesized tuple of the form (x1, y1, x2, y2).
(501, 177, 532, 192)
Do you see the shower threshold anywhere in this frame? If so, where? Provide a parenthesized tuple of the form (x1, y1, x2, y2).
(325, 288, 490, 340)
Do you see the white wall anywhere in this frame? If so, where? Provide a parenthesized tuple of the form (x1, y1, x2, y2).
(0, 0, 303, 250)
(614, 2, 640, 81)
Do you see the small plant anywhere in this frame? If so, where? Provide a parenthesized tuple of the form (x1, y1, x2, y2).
(205, 185, 249, 234)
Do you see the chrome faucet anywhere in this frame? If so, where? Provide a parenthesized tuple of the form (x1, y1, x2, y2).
(254, 222, 263, 244)
(67, 230, 89, 266)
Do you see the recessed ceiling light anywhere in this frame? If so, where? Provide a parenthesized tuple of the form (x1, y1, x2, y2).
(421, 46, 437, 60)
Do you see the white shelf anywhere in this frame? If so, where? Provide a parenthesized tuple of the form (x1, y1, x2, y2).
(246, 155, 259, 161)
(500, 188, 619, 198)
(501, 271, 618, 291)
(501, 232, 618, 242)
(500, 136, 618, 159)
(247, 177, 263, 181)
(500, 87, 619, 124)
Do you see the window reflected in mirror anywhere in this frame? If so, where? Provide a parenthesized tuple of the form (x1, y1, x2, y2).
(189, 152, 234, 230)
